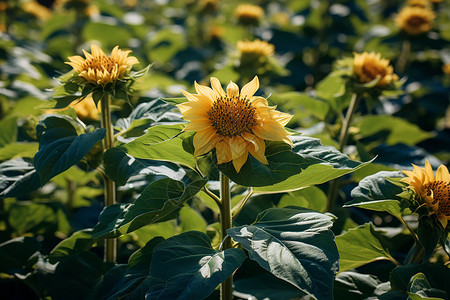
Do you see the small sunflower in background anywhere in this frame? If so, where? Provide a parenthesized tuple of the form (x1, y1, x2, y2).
(66, 44, 139, 86)
(395, 6, 435, 36)
(353, 52, 399, 87)
(178, 76, 292, 173)
(235, 4, 264, 26)
(237, 39, 275, 61)
(402, 160, 450, 229)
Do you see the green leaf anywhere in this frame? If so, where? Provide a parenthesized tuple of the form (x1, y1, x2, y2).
(220, 136, 372, 190)
(0, 237, 41, 274)
(272, 92, 329, 120)
(356, 115, 433, 147)
(346, 171, 405, 219)
(48, 230, 96, 264)
(407, 273, 447, 300)
(228, 207, 339, 300)
(82, 23, 132, 49)
(277, 186, 328, 212)
(87, 237, 164, 300)
(417, 216, 446, 263)
(336, 223, 397, 272)
(334, 271, 382, 300)
(0, 158, 41, 199)
(390, 264, 450, 296)
(8, 202, 71, 236)
(103, 147, 186, 186)
(33, 115, 106, 184)
(0, 142, 39, 161)
(0, 116, 17, 147)
(118, 124, 196, 169)
(44, 251, 106, 300)
(147, 231, 246, 299)
(92, 177, 207, 238)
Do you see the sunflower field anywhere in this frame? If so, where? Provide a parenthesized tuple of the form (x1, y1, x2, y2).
(1, 0, 450, 299)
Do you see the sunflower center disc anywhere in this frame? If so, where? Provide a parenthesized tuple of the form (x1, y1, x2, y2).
(207, 96, 258, 138)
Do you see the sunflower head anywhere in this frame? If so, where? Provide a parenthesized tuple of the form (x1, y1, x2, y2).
(66, 44, 139, 85)
(353, 52, 399, 87)
(235, 4, 264, 25)
(395, 6, 435, 35)
(178, 76, 293, 173)
(402, 160, 450, 228)
(237, 39, 275, 62)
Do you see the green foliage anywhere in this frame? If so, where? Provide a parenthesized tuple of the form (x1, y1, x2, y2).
(228, 207, 339, 300)
(148, 231, 246, 299)
(336, 223, 397, 272)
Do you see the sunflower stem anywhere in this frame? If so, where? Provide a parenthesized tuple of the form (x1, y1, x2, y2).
(100, 93, 117, 263)
(327, 92, 361, 212)
(219, 172, 233, 300)
(396, 39, 411, 75)
(232, 188, 253, 219)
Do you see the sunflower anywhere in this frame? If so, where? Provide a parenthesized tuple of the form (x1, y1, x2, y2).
(353, 52, 398, 87)
(442, 63, 450, 75)
(395, 6, 435, 35)
(402, 160, 450, 228)
(66, 44, 139, 85)
(237, 39, 275, 58)
(178, 76, 293, 172)
(235, 4, 264, 25)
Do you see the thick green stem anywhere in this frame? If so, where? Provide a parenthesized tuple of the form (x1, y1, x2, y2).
(219, 172, 233, 300)
(100, 93, 117, 263)
(327, 93, 361, 212)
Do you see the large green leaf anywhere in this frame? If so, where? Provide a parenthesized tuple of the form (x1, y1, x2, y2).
(92, 177, 207, 238)
(117, 124, 196, 170)
(277, 186, 328, 212)
(390, 264, 450, 297)
(228, 207, 339, 300)
(147, 231, 246, 300)
(0, 237, 41, 274)
(334, 272, 382, 300)
(87, 237, 164, 300)
(219, 136, 371, 190)
(48, 230, 96, 264)
(43, 251, 106, 300)
(103, 147, 186, 186)
(0, 158, 41, 199)
(34, 115, 106, 184)
(346, 171, 405, 219)
(356, 115, 433, 147)
(417, 216, 447, 263)
(336, 223, 397, 272)
(407, 273, 447, 300)
(0, 142, 39, 161)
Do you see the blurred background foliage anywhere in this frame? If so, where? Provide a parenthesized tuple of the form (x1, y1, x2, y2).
(0, 0, 449, 299)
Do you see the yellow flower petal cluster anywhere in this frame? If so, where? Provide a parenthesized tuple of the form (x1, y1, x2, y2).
(235, 4, 264, 25)
(66, 44, 139, 85)
(237, 39, 275, 58)
(402, 160, 450, 228)
(395, 6, 435, 35)
(178, 76, 293, 173)
(353, 52, 398, 87)
(73, 96, 99, 120)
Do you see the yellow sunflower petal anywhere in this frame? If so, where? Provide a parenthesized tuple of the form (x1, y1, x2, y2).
(240, 76, 259, 99)
(193, 127, 217, 154)
(210, 77, 226, 97)
(195, 81, 217, 100)
(216, 139, 232, 164)
(229, 136, 247, 159)
(233, 151, 249, 173)
(226, 81, 239, 98)
(242, 133, 268, 164)
(437, 214, 448, 229)
(436, 165, 450, 182)
(424, 159, 435, 182)
(253, 121, 292, 146)
(184, 119, 211, 131)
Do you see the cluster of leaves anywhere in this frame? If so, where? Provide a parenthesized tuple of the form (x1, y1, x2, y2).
(0, 0, 449, 299)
